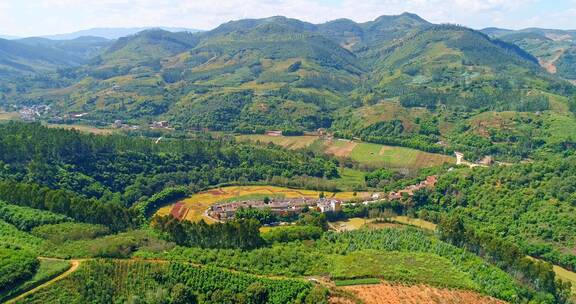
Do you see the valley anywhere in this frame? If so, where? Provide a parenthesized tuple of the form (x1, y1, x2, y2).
(1, 7, 576, 304)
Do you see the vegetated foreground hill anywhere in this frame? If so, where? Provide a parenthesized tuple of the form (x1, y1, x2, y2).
(0, 123, 574, 303)
(1, 14, 574, 141)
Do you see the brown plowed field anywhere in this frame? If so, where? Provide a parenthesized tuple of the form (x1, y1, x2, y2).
(340, 283, 506, 304)
(325, 140, 358, 157)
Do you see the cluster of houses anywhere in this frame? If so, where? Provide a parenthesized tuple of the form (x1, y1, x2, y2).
(111, 120, 172, 131)
(386, 175, 438, 201)
(207, 197, 342, 222)
(264, 128, 334, 139)
(18, 105, 50, 121)
(151, 121, 170, 129)
(112, 120, 141, 130)
(205, 175, 442, 222)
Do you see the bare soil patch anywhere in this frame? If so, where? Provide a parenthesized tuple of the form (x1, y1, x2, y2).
(342, 283, 506, 304)
(414, 151, 454, 168)
(325, 140, 358, 157)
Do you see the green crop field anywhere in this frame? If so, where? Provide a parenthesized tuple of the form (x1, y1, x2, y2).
(238, 134, 454, 170)
(327, 250, 476, 290)
(16, 259, 315, 304)
(349, 142, 453, 169)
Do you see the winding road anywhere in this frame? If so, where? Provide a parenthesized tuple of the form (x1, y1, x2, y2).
(5, 259, 83, 304)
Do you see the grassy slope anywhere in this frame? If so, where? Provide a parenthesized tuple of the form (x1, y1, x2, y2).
(237, 134, 454, 169)
(326, 250, 476, 290)
(2, 259, 71, 302)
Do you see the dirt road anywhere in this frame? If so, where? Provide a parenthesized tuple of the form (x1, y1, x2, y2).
(5, 259, 82, 304)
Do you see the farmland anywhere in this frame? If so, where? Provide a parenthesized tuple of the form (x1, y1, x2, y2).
(45, 123, 115, 135)
(340, 283, 506, 304)
(347, 142, 453, 169)
(137, 227, 521, 301)
(330, 217, 436, 232)
(237, 134, 455, 169)
(236, 134, 319, 149)
(156, 185, 371, 223)
(15, 259, 315, 304)
(328, 250, 476, 289)
(0, 111, 19, 121)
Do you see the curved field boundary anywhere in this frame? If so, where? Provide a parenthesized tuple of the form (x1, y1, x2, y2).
(5, 259, 82, 304)
(156, 186, 371, 223)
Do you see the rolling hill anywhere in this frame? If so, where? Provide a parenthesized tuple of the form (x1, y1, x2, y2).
(1, 14, 574, 160)
(0, 38, 83, 76)
(16, 36, 112, 61)
(482, 27, 576, 81)
(2, 14, 576, 304)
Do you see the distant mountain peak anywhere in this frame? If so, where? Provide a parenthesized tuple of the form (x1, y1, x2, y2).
(373, 12, 430, 24)
(40, 27, 201, 40)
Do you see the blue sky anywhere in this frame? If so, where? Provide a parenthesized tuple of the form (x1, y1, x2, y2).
(1, 0, 575, 37)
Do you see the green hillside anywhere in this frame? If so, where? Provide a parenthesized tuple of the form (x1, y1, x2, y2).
(0, 38, 83, 76)
(483, 27, 576, 81)
(1, 14, 575, 162)
(16, 36, 112, 61)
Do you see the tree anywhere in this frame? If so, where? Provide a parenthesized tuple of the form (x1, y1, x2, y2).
(170, 283, 196, 304)
(438, 214, 465, 246)
(305, 286, 329, 304)
(297, 212, 328, 231)
(245, 282, 268, 304)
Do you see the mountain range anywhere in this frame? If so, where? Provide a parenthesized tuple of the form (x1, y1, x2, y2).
(40, 27, 201, 40)
(0, 13, 575, 158)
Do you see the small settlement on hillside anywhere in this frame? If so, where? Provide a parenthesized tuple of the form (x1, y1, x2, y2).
(386, 175, 437, 201)
(207, 197, 343, 222)
(202, 176, 439, 223)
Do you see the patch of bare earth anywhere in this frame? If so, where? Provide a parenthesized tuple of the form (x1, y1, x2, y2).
(330, 297, 358, 304)
(414, 151, 454, 168)
(539, 48, 566, 74)
(325, 140, 358, 157)
(340, 283, 506, 304)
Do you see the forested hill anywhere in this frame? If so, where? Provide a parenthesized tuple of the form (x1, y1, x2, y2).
(1, 13, 574, 137)
(0, 38, 84, 76)
(0, 122, 338, 230)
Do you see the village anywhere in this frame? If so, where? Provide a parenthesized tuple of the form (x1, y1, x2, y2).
(207, 197, 344, 222)
(204, 175, 439, 223)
